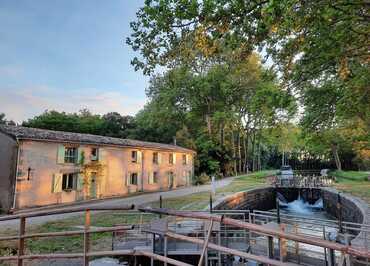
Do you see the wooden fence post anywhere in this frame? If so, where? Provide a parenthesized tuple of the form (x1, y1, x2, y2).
(84, 210, 91, 266)
(17, 216, 26, 266)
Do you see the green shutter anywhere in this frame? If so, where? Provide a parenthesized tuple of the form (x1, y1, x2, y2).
(57, 145, 65, 164)
(77, 173, 84, 191)
(137, 151, 142, 163)
(158, 153, 162, 164)
(77, 148, 84, 165)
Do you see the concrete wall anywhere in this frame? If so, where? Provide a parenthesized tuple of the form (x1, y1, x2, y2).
(0, 132, 18, 212)
(14, 140, 194, 209)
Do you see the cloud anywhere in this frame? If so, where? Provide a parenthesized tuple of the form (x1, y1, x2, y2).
(0, 86, 146, 123)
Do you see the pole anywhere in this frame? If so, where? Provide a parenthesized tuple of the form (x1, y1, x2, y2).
(209, 193, 213, 213)
(159, 195, 163, 219)
(338, 193, 343, 234)
(276, 194, 281, 224)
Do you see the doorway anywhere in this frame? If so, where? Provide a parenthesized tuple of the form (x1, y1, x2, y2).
(168, 171, 174, 189)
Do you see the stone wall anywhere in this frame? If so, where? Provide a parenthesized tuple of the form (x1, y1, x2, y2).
(215, 186, 276, 211)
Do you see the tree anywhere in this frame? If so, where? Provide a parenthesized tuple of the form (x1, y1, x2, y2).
(101, 112, 135, 138)
(0, 113, 16, 125)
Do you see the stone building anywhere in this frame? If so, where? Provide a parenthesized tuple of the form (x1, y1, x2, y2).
(0, 125, 195, 212)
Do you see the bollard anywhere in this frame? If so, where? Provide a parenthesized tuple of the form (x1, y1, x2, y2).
(210, 193, 213, 213)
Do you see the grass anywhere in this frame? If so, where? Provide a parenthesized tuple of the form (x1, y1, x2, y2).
(331, 170, 370, 203)
(0, 170, 275, 255)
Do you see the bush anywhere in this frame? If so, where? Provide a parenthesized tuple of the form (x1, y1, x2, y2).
(193, 173, 211, 185)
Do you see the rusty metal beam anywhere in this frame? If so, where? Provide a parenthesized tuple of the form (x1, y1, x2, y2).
(139, 207, 370, 259)
(0, 225, 134, 241)
(0, 249, 192, 266)
(0, 205, 135, 221)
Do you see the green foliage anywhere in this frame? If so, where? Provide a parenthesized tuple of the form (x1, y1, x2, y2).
(22, 109, 136, 139)
(193, 173, 211, 185)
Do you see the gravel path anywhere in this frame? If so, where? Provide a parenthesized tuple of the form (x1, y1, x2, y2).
(0, 177, 233, 230)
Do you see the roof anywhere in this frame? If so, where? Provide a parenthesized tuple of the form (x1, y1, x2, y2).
(0, 125, 195, 153)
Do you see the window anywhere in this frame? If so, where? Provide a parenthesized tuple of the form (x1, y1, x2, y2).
(182, 154, 187, 165)
(131, 151, 137, 163)
(62, 173, 76, 191)
(169, 153, 174, 165)
(149, 172, 158, 184)
(91, 148, 99, 161)
(153, 152, 159, 164)
(64, 147, 77, 163)
(129, 173, 138, 185)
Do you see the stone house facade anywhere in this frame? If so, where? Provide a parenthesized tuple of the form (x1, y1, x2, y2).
(0, 125, 195, 212)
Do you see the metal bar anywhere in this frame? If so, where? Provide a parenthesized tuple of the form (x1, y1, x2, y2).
(0, 205, 135, 221)
(138, 250, 193, 266)
(139, 207, 370, 258)
(165, 231, 299, 266)
(83, 210, 90, 266)
(17, 216, 25, 266)
(198, 219, 214, 266)
(0, 225, 134, 241)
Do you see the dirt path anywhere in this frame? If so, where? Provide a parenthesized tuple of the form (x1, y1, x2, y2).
(0, 177, 233, 230)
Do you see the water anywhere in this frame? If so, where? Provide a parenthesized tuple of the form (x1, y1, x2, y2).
(273, 193, 338, 261)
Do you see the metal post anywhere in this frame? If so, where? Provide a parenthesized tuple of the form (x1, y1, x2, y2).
(276, 195, 281, 224)
(209, 193, 213, 213)
(84, 209, 91, 266)
(338, 193, 343, 234)
(268, 236, 274, 259)
(17, 216, 26, 266)
(323, 226, 328, 266)
(164, 235, 168, 266)
(159, 195, 163, 219)
(198, 220, 213, 266)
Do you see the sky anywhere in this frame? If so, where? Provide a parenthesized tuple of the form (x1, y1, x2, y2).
(0, 0, 148, 123)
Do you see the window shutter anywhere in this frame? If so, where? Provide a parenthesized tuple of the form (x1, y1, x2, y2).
(51, 174, 55, 193)
(137, 151, 142, 163)
(52, 174, 63, 193)
(158, 153, 162, 164)
(99, 148, 106, 162)
(186, 154, 189, 164)
(77, 173, 84, 191)
(57, 145, 65, 164)
(149, 172, 153, 184)
(173, 153, 176, 164)
(127, 172, 131, 185)
(77, 148, 84, 164)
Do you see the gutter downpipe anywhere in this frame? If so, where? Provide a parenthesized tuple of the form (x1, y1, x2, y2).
(11, 137, 20, 211)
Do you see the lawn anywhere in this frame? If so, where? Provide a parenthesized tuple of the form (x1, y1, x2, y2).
(0, 170, 275, 257)
(331, 170, 370, 203)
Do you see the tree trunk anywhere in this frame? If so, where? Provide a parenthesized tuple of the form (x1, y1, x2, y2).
(243, 131, 249, 174)
(231, 130, 237, 176)
(237, 131, 242, 173)
(331, 143, 342, 170)
(251, 131, 256, 172)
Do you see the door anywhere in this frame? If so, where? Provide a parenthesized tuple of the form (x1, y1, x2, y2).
(89, 172, 97, 199)
(168, 172, 174, 189)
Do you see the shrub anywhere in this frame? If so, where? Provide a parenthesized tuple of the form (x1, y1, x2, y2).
(193, 173, 210, 185)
